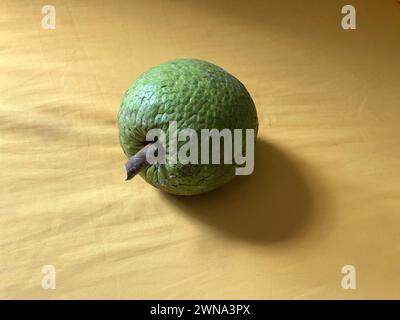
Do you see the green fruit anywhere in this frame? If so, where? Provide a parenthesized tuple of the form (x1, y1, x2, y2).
(118, 59, 258, 195)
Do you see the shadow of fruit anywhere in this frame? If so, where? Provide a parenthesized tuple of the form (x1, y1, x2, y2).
(162, 139, 320, 244)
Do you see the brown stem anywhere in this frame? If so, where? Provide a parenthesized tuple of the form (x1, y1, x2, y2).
(125, 143, 155, 181)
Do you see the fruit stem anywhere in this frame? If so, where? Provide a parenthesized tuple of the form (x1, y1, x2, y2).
(125, 143, 155, 181)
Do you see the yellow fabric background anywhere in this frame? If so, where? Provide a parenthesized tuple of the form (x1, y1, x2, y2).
(1, 0, 399, 299)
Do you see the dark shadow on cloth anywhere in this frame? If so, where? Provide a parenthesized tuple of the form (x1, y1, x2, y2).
(162, 139, 321, 244)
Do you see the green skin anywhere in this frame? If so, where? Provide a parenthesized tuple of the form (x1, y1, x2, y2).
(118, 59, 258, 195)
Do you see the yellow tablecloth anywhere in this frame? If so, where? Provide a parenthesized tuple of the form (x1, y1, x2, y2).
(1, 0, 399, 299)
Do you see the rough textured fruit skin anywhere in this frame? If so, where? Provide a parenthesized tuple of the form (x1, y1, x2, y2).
(118, 59, 258, 195)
